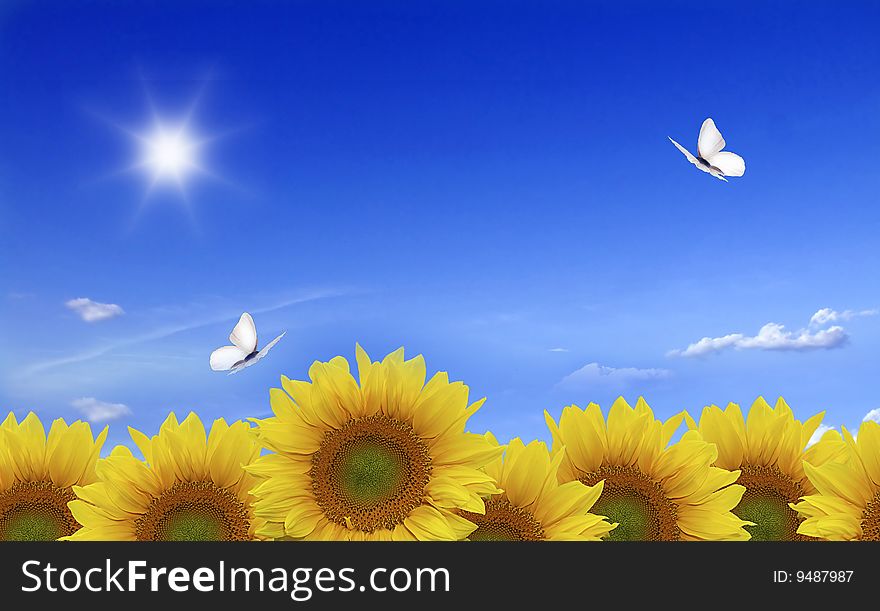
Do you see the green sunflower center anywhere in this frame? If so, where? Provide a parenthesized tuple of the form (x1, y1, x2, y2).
(580, 465, 680, 541)
(0, 481, 79, 541)
(312, 415, 432, 533)
(734, 465, 808, 541)
(134, 481, 252, 541)
(339, 439, 407, 508)
(460, 498, 545, 541)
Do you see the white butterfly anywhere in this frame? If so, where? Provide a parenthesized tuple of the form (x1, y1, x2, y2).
(668, 118, 745, 182)
(209, 312, 285, 375)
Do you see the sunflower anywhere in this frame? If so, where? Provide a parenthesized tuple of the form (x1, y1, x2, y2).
(0, 412, 107, 541)
(684, 397, 843, 540)
(792, 420, 880, 540)
(461, 433, 615, 541)
(544, 397, 751, 541)
(65, 413, 264, 540)
(246, 345, 504, 541)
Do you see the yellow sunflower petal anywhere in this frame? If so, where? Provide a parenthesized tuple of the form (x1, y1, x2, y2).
(678, 507, 752, 541)
(403, 505, 458, 541)
(532, 480, 604, 526)
(555, 404, 606, 474)
(803, 460, 873, 507)
(797, 514, 861, 541)
(503, 439, 551, 508)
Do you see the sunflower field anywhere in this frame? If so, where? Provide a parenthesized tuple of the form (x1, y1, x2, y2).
(0, 346, 875, 542)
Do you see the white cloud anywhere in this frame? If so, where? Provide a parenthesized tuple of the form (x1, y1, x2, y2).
(65, 297, 124, 322)
(71, 397, 131, 422)
(737, 323, 847, 351)
(862, 408, 880, 424)
(669, 315, 849, 358)
(548, 348, 569, 353)
(557, 362, 671, 390)
(810, 307, 877, 327)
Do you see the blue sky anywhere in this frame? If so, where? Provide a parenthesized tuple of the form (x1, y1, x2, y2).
(1, 1, 879, 450)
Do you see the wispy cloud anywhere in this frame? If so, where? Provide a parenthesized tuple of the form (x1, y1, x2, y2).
(810, 307, 877, 327)
(7, 291, 35, 300)
(66, 297, 125, 322)
(71, 397, 131, 422)
(669, 333, 744, 358)
(557, 362, 671, 390)
(668, 309, 855, 357)
(548, 347, 569, 353)
(24, 288, 345, 376)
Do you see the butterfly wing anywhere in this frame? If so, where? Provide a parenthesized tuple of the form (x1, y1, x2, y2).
(706, 151, 745, 177)
(697, 118, 726, 159)
(669, 136, 699, 165)
(229, 312, 258, 354)
(210, 345, 249, 371)
(228, 332, 286, 375)
(669, 137, 708, 172)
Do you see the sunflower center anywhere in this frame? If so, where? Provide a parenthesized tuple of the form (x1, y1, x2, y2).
(859, 493, 880, 541)
(0, 481, 80, 541)
(579, 465, 680, 541)
(311, 415, 431, 533)
(460, 497, 545, 541)
(134, 481, 251, 541)
(734, 465, 807, 541)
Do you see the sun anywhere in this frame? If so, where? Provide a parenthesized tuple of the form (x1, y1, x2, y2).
(131, 113, 209, 198)
(142, 125, 199, 184)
